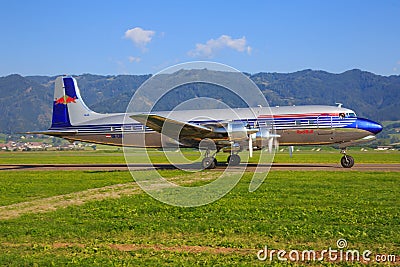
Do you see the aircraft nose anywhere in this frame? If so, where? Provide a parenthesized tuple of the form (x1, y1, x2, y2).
(375, 122, 383, 134)
(357, 118, 383, 134)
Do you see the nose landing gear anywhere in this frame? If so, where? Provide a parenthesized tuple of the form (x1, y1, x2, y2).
(340, 148, 354, 168)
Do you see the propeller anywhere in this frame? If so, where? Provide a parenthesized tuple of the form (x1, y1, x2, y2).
(249, 136, 253, 157)
(248, 132, 256, 157)
(274, 138, 279, 152)
(256, 127, 280, 153)
(268, 137, 273, 153)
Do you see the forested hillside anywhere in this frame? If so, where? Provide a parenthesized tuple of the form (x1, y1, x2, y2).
(0, 69, 398, 133)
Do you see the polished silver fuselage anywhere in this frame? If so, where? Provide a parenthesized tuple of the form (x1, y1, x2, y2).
(52, 105, 371, 148)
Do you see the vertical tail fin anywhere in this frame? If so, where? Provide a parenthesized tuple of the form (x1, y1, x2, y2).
(50, 76, 98, 128)
(51, 77, 71, 127)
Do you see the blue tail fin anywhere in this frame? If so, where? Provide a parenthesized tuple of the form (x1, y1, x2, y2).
(51, 77, 72, 128)
(50, 76, 101, 129)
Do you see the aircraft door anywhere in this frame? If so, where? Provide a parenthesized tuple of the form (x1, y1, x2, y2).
(317, 115, 335, 138)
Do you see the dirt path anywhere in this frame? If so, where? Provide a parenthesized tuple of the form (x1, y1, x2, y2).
(0, 172, 221, 220)
(0, 183, 139, 220)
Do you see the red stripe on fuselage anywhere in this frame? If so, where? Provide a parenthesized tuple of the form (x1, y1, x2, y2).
(258, 113, 339, 119)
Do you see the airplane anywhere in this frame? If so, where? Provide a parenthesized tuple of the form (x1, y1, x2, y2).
(30, 76, 383, 169)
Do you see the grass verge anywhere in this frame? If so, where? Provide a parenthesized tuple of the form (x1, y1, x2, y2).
(0, 170, 399, 265)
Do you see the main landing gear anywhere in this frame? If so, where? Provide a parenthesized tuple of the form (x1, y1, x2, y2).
(201, 151, 242, 169)
(227, 154, 241, 166)
(201, 148, 218, 169)
(340, 148, 354, 168)
(202, 156, 217, 169)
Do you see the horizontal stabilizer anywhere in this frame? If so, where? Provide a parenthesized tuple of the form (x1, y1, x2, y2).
(24, 130, 77, 137)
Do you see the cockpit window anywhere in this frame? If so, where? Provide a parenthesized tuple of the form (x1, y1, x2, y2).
(346, 112, 357, 118)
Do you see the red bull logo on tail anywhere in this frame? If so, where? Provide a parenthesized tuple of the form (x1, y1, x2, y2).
(55, 95, 77, 105)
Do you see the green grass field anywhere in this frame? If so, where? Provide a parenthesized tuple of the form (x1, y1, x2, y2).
(0, 150, 399, 266)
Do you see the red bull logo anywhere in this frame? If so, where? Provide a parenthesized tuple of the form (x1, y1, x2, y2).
(55, 95, 77, 105)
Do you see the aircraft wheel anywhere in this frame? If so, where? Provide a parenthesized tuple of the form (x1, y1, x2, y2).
(340, 155, 354, 168)
(202, 157, 216, 169)
(227, 154, 241, 166)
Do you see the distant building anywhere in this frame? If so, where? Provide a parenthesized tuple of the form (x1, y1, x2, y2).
(375, 145, 394, 151)
(0, 141, 52, 151)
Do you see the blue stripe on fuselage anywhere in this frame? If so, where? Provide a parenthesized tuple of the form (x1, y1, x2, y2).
(49, 116, 360, 133)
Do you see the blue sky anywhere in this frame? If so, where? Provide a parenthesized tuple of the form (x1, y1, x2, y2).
(0, 0, 399, 76)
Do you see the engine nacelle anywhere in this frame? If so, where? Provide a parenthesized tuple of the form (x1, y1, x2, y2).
(254, 127, 279, 150)
(227, 122, 249, 141)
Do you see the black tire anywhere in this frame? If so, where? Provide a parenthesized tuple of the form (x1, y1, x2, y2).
(202, 157, 216, 169)
(227, 154, 241, 166)
(213, 158, 218, 167)
(341, 155, 354, 168)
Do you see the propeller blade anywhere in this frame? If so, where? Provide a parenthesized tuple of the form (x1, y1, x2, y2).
(275, 139, 279, 152)
(249, 135, 253, 157)
(268, 138, 273, 153)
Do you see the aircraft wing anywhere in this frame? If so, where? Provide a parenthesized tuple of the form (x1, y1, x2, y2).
(130, 114, 221, 141)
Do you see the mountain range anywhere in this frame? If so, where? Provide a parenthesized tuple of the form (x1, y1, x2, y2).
(0, 69, 399, 133)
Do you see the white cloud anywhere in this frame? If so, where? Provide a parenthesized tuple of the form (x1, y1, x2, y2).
(124, 27, 155, 48)
(189, 35, 252, 58)
(128, 56, 141, 63)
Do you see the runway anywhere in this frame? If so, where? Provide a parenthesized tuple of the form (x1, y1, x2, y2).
(1, 163, 399, 172)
